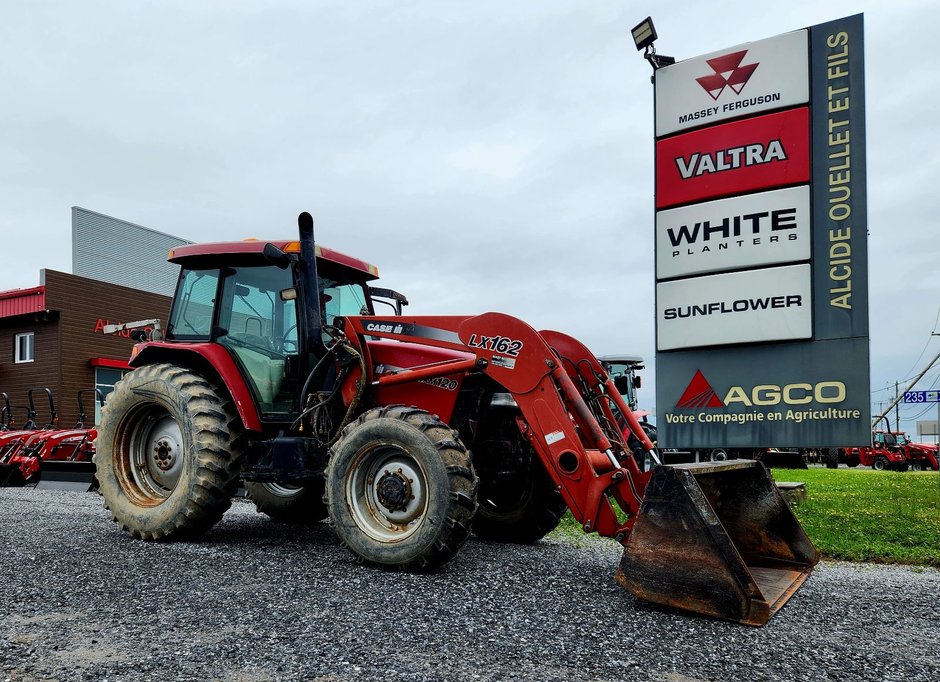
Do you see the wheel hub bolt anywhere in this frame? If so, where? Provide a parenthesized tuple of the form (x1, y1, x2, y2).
(153, 439, 175, 472)
(376, 469, 412, 512)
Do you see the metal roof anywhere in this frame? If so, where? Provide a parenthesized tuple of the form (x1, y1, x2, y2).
(0, 286, 46, 320)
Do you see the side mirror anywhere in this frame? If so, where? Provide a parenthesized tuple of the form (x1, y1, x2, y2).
(613, 376, 631, 395)
(263, 242, 292, 270)
(633, 376, 642, 389)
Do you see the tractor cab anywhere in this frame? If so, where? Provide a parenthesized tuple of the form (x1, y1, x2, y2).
(158, 240, 400, 422)
(873, 431, 900, 450)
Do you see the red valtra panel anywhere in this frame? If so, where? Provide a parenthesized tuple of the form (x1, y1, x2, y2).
(656, 107, 810, 209)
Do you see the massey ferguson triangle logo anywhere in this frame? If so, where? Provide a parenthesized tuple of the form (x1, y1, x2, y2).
(696, 50, 759, 101)
(675, 370, 725, 409)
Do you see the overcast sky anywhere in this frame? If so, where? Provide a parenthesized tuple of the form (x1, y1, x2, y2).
(1, 1, 938, 437)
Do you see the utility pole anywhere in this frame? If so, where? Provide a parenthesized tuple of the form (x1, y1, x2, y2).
(895, 381, 900, 434)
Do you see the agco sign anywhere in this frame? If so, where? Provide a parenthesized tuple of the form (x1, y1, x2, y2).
(662, 365, 862, 432)
(675, 369, 846, 408)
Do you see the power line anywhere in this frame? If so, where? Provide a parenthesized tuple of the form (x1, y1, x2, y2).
(897, 314, 940, 382)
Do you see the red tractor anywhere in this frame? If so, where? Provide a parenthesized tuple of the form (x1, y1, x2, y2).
(0, 388, 102, 490)
(890, 431, 940, 471)
(839, 431, 910, 471)
(95, 213, 818, 626)
(892, 432, 939, 471)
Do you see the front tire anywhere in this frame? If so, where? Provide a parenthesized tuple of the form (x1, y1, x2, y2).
(326, 406, 478, 571)
(710, 448, 729, 462)
(94, 363, 245, 540)
(911, 461, 924, 472)
(872, 456, 888, 471)
(245, 480, 328, 524)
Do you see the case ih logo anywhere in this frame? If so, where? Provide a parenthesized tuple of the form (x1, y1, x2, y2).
(676, 370, 725, 408)
(696, 50, 759, 101)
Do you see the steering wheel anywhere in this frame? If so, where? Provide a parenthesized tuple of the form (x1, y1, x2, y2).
(225, 333, 285, 360)
(275, 324, 298, 353)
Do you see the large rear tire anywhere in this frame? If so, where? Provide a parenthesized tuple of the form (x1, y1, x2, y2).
(326, 405, 478, 571)
(94, 363, 245, 540)
(472, 464, 566, 543)
(245, 480, 328, 524)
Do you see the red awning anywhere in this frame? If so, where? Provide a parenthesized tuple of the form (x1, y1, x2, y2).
(90, 357, 132, 370)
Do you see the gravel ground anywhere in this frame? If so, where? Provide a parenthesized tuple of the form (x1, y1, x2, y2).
(1, 487, 938, 682)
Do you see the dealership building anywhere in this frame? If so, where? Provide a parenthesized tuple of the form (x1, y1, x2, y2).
(0, 208, 189, 426)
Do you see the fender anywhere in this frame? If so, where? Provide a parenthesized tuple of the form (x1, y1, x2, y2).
(130, 342, 263, 432)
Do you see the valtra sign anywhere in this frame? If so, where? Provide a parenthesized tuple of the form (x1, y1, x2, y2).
(655, 29, 809, 136)
(656, 107, 810, 209)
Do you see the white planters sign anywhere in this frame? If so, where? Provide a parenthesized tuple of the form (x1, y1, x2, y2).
(655, 30, 809, 136)
(657, 264, 812, 350)
(656, 186, 811, 279)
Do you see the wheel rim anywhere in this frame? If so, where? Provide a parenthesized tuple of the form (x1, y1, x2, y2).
(117, 404, 185, 504)
(711, 449, 728, 461)
(346, 442, 428, 543)
(263, 482, 303, 497)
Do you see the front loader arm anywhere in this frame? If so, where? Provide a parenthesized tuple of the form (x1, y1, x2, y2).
(341, 311, 656, 543)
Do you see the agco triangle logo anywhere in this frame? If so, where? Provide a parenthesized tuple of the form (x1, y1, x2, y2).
(696, 50, 759, 101)
(675, 370, 725, 409)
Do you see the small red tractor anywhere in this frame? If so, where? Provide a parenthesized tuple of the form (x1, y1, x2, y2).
(838, 431, 910, 471)
(891, 432, 939, 471)
(95, 213, 818, 626)
(0, 388, 101, 490)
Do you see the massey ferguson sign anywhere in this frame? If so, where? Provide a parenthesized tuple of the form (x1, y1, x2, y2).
(653, 15, 870, 448)
(655, 29, 809, 136)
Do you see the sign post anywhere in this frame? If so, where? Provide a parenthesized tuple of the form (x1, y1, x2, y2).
(652, 15, 870, 449)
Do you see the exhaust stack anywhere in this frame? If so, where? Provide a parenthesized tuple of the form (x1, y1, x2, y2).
(297, 212, 325, 358)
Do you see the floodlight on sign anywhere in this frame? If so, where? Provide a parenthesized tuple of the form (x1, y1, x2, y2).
(631, 16, 675, 76)
(631, 17, 657, 51)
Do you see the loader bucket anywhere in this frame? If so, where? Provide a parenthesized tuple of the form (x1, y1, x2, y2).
(615, 460, 818, 626)
(33, 460, 98, 492)
(0, 463, 29, 487)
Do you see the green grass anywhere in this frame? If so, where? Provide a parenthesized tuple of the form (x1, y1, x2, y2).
(549, 468, 940, 566)
(771, 468, 940, 566)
